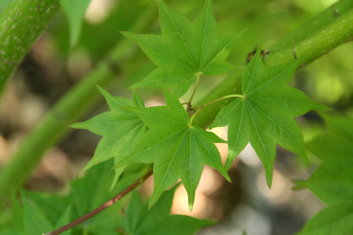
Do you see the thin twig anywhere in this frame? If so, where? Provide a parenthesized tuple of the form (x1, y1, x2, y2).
(188, 72, 202, 105)
(189, 94, 245, 125)
(45, 170, 153, 235)
(196, 94, 245, 110)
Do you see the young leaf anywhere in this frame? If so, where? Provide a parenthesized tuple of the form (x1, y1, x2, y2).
(60, 0, 91, 48)
(297, 116, 353, 235)
(122, 187, 213, 235)
(211, 54, 325, 186)
(124, 0, 236, 97)
(72, 88, 147, 184)
(117, 94, 229, 207)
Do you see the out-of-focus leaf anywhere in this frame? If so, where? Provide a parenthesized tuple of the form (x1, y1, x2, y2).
(2, 161, 144, 234)
(60, 0, 91, 47)
(122, 187, 213, 235)
(297, 116, 353, 235)
(0, 0, 13, 12)
(23, 197, 53, 235)
(55, 207, 72, 235)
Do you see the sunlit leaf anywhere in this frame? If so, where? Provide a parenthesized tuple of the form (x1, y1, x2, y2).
(124, 0, 237, 97)
(72, 87, 147, 185)
(212, 54, 325, 185)
(117, 94, 229, 207)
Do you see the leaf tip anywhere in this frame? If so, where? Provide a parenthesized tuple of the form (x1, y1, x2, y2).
(83, 161, 94, 172)
(120, 31, 134, 39)
(230, 27, 247, 42)
(224, 172, 231, 183)
(314, 103, 331, 112)
(188, 201, 194, 212)
(148, 197, 157, 210)
(129, 81, 144, 90)
(70, 122, 83, 129)
(96, 85, 106, 95)
(265, 171, 273, 188)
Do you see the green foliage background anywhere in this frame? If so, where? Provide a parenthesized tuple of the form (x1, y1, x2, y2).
(0, 0, 353, 234)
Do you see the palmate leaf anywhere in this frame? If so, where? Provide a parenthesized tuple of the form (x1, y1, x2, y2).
(211, 54, 325, 186)
(297, 116, 353, 235)
(122, 187, 213, 235)
(123, 0, 236, 97)
(117, 94, 229, 207)
(72, 87, 147, 185)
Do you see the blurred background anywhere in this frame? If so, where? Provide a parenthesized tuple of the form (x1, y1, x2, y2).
(1, 0, 353, 234)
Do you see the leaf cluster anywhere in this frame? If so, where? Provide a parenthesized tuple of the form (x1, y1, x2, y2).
(74, 0, 323, 209)
(1, 162, 127, 235)
(0, 162, 209, 235)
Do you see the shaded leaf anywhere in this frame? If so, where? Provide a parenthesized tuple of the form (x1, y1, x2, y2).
(55, 207, 72, 235)
(23, 197, 53, 235)
(297, 116, 353, 235)
(122, 187, 213, 235)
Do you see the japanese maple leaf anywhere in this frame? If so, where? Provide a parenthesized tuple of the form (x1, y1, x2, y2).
(117, 94, 229, 207)
(122, 187, 213, 235)
(72, 87, 147, 186)
(122, 0, 235, 97)
(296, 116, 353, 235)
(211, 54, 325, 186)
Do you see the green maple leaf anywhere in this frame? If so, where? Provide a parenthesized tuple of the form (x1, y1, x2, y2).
(122, 187, 213, 235)
(296, 116, 353, 235)
(211, 54, 325, 186)
(123, 0, 236, 97)
(117, 94, 229, 207)
(72, 87, 147, 186)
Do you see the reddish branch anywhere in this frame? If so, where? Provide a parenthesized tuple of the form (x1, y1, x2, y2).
(46, 170, 153, 235)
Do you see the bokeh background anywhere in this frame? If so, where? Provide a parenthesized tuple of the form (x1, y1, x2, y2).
(1, 0, 353, 234)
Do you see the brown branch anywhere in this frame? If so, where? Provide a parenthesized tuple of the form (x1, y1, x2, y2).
(46, 170, 153, 235)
